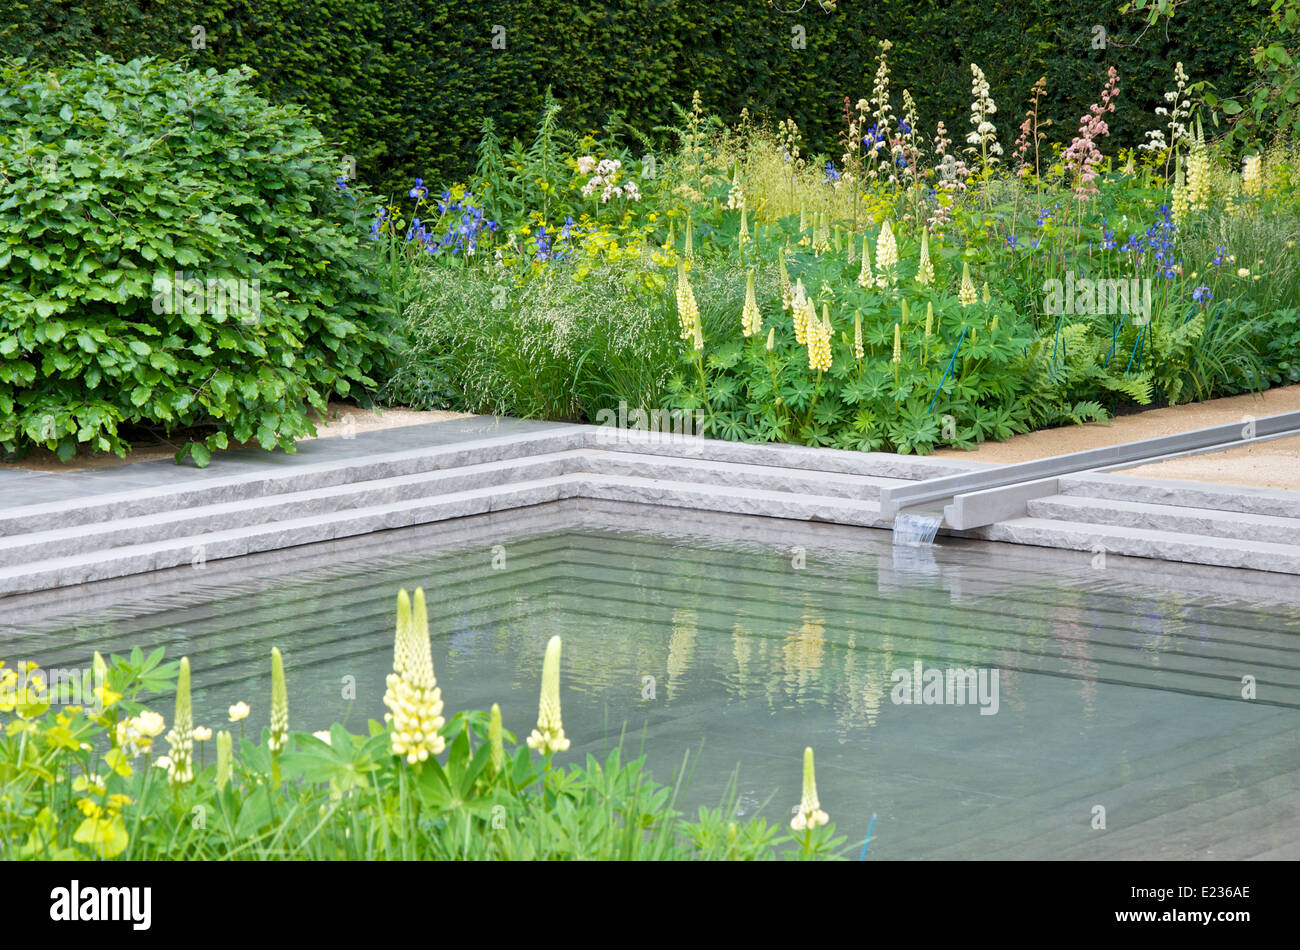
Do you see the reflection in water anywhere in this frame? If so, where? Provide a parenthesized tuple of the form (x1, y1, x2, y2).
(8, 525, 1299, 859)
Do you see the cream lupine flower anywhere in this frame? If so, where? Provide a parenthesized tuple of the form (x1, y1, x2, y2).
(1171, 159, 1190, 226)
(778, 249, 793, 311)
(228, 701, 250, 723)
(383, 589, 447, 764)
(684, 216, 694, 260)
(916, 229, 934, 285)
(675, 261, 698, 340)
(959, 262, 978, 307)
(164, 657, 195, 786)
(738, 206, 750, 247)
(1187, 119, 1210, 212)
(892, 323, 902, 366)
(812, 212, 830, 254)
(806, 305, 833, 372)
(766, 327, 775, 352)
(215, 730, 232, 790)
(741, 270, 762, 338)
(527, 636, 570, 755)
(857, 237, 874, 288)
(692, 310, 704, 351)
(488, 703, 504, 775)
(982, 281, 991, 306)
(875, 221, 899, 285)
(792, 279, 811, 345)
(853, 310, 864, 360)
(1242, 154, 1262, 196)
(268, 647, 289, 754)
(790, 747, 829, 831)
(726, 170, 744, 210)
(193, 726, 212, 742)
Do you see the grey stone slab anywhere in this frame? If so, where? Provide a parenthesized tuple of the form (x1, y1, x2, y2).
(1027, 494, 1300, 546)
(978, 517, 1300, 575)
(1060, 472, 1300, 519)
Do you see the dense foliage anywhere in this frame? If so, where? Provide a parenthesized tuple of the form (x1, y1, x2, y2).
(0, 57, 389, 464)
(0, 0, 1266, 192)
(377, 60, 1300, 454)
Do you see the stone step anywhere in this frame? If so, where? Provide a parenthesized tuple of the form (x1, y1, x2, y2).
(0, 474, 888, 596)
(1059, 472, 1300, 520)
(0, 452, 583, 568)
(1026, 494, 1300, 546)
(979, 517, 1300, 575)
(0, 427, 586, 536)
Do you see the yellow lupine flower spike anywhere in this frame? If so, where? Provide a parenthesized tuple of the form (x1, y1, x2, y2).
(741, 269, 762, 338)
(268, 647, 288, 754)
(959, 262, 978, 308)
(165, 657, 195, 786)
(383, 589, 447, 764)
(527, 636, 570, 755)
(916, 229, 934, 285)
(790, 747, 829, 831)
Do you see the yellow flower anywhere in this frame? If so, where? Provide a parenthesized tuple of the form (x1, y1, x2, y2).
(778, 249, 793, 311)
(228, 701, 250, 723)
(675, 261, 698, 341)
(806, 304, 833, 372)
(268, 647, 289, 754)
(193, 726, 212, 741)
(1187, 120, 1210, 212)
(383, 589, 447, 765)
(1242, 154, 1262, 195)
(875, 220, 898, 279)
(741, 269, 762, 338)
(857, 236, 874, 288)
(790, 747, 829, 831)
(792, 279, 811, 345)
(164, 657, 195, 786)
(527, 636, 570, 755)
(916, 229, 934, 285)
(959, 262, 978, 307)
(1237, 267, 1250, 278)
(135, 710, 165, 738)
(488, 703, 504, 775)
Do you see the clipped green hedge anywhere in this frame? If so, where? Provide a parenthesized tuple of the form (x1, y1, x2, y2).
(1, 1, 1262, 194)
(0, 56, 390, 464)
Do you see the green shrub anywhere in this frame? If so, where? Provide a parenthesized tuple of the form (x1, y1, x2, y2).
(0, 56, 391, 465)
